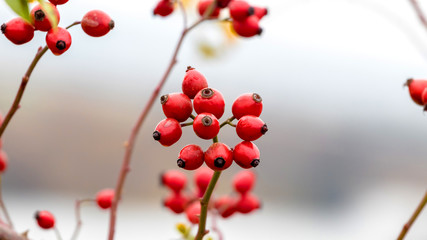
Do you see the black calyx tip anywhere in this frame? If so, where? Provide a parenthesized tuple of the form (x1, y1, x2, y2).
(56, 40, 66, 50)
(248, 6, 255, 16)
(424, 105, 427, 112)
(201, 88, 214, 98)
(34, 211, 40, 220)
(186, 66, 194, 72)
(201, 115, 213, 127)
(34, 10, 45, 21)
(261, 124, 268, 134)
(252, 93, 262, 103)
(153, 131, 161, 141)
(177, 159, 186, 168)
(109, 20, 115, 30)
(257, 28, 263, 36)
(159, 171, 165, 186)
(251, 159, 260, 168)
(1, 24, 6, 34)
(214, 157, 226, 168)
(264, 7, 269, 16)
(404, 78, 413, 87)
(160, 94, 169, 104)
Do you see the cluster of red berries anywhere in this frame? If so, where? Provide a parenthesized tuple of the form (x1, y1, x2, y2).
(153, 66, 268, 171)
(1, 0, 114, 55)
(153, 0, 267, 38)
(161, 168, 260, 224)
(405, 78, 427, 110)
(0, 114, 8, 174)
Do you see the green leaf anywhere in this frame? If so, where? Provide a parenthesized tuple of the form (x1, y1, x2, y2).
(5, 0, 31, 22)
(37, 0, 58, 30)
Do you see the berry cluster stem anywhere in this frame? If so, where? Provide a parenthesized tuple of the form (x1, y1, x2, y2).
(0, 176, 13, 229)
(409, 0, 427, 30)
(219, 116, 236, 128)
(70, 198, 94, 240)
(107, 1, 218, 240)
(397, 190, 427, 240)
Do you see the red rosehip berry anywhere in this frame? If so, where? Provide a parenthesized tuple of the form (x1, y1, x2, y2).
(232, 170, 256, 195)
(161, 170, 187, 193)
(233, 141, 260, 169)
(229, 0, 254, 21)
(232, 15, 262, 38)
(182, 67, 208, 99)
(81, 10, 114, 37)
(422, 88, 427, 106)
(232, 93, 263, 120)
(198, 0, 221, 19)
(35, 210, 55, 229)
(48, 0, 68, 5)
(164, 192, 188, 214)
(204, 142, 233, 171)
(96, 189, 115, 209)
(236, 116, 267, 141)
(177, 144, 204, 170)
(217, 0, 233, 8)
(160, 93, 193, 122)
(153, 118, 182, 146)
(253, 6, 268, 20)
(405, 79, 427, 106)
(185, 201, 201, 224)
(153, 0, 175, 17)
(193, 88, 225, 119)
(45, 27, 72, 56)
(236, 193, 260, 214)
(1, 18, 34, 45)
(0, 151, 8, 173)
(215, 196, 237, 218)
(31, 3, 60, 32)
(194, 167, 213, 197)
(193, 113, 220, 140)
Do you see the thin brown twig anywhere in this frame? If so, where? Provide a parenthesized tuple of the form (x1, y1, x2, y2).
(409, 0, 427, 30)
(0, 176, 13, 229)
(397, 190, 427, 240)
(107, 1, 218, 239)
(70, 198, 94, 240)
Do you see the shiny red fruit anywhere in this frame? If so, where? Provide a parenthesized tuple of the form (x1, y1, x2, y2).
(229, 0, 254, 21)
(31, 3, 60, 31)
(217, 0, 233, 8)
(0, 151, 8, 173)
(215, 196, 237, 218)
(232, 93, 263, 120)
(253, 6, 268, 20)
(232, 170, 256, 194)
(406, 79, 427, 106)
(193, 88, 225, 119)
(153, 118, 182, 146)
(161, 93, 193, 122)
(96, 189, 115, 209)
(1, 18, 34, 45)
(35, 210, 55, 229)
(194, 167, 213, 197)
(161, 170, 187, 193)
(46, 27, 72, 56)
(422, 88, 427, 106)
(204, 142, 233, 171)
(236, 116, 267, 141)
(154, 0, 174, 17)
(193, 113, 220, 140)
(164, 192, 188, 214)
(81, 10, 114, 37)
(236, 193, 260, 214)
(185, 201, 201, 224)
(177, 144, 204, 170)
(182, 67, 208, 99)
(232, 15, 262, 38)
(233, 141, 260, 169)
(48, 0, 68, 5)
(198, 0, 221, 18)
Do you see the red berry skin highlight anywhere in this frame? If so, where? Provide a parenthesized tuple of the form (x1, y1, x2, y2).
(204, 142, 233, 171)
(406, 79, 427, 105)
(153, 118, 182, 146)
(229, 0, 254, 21)
(253, 6, 268, 20)
(236, 116, 268, 141)
(177, 144, 204, 170)
(153, 0, 175, 17)
(193, 88, 225, 119)
(35, 210, 55, 229)
(232, 93, 263, 120)
(161, 170, 187, 193)
(164, 192, 188, 214)
(232, 15, 262, 38)
(232, 170, 256, 195)
(161, 93, 193, 122)
(198, 0, 221, 19)
(236, 193, 260, 214)
(193, 113, 220, 140)
(185, 201, 201, 224)
(233, 141, 260, 169)
(96, 189, 115, 209)
(46, 27, 72, 56)
(81, 10, 114, 37)
(182, 67, 208, 99)
(0, 151, 8, 173)
(194, 167, 213, 196)
(31, 3, 60, 32)
(1, 18, 34, 45)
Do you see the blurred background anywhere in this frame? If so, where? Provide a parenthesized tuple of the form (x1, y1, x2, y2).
(1, 0, 427, 239)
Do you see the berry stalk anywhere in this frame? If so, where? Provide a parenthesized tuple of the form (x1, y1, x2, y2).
(70, 198, 94, 240)
(397, 190, 427, 240)
(0, 176, 13, 229)
(409, 0, 427, 31)
(107, 1, 219, 239)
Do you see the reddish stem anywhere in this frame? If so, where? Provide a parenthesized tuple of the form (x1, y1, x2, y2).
(409, 0, 427, 29)
(397, 190, 427, 240)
